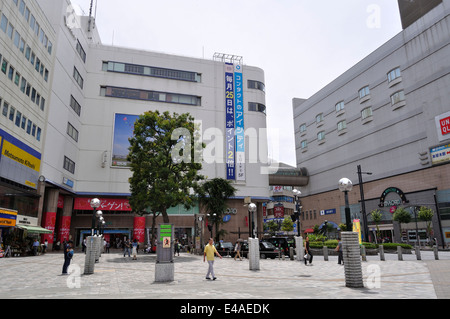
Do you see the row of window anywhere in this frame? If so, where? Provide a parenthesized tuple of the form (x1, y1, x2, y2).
(103, 61, 202, 83)
(0, 97, 42, 141)
(0, 53, 46, 111)
(299, 67, 406, 147)
(100, 86, 202, 106)
(1, 13, 50, 82)
(11, 0, 53, 55)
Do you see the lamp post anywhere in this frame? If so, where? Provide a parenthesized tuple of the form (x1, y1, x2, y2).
(357, 165, 372, 243)
(206, 213, 216, 240)
(339, 178, 353, 231)
(293, 189, 302, 236)
(248, 203, 257, 238)
(90, 198, 101, 236)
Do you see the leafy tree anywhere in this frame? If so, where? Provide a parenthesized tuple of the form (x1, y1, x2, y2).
(393, 207, 411, 242)
(128, 111, 205, 225)
(418, 206, 434, 243)
(266, 220, 280, 236)
(196, 178, 236, 242)
(370, 209, 383, 243)
(281, 217, 294, 233)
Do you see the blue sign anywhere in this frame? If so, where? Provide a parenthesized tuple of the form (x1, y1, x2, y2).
(320, 209, 336, 215)
(225, 63, 235, 180)
(223, 215, 231, 223)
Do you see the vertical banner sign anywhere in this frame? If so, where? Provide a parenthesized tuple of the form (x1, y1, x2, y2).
(133, 216, 146, 243)
(234, 64, 245, 181)
(58, 216, 71, 242)
(225, 63, 235, 180)
(353, 219, 362, 244)
(42, 211, 57, 243)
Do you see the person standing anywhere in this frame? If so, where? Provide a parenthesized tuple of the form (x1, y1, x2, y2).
(123, 238, 131, 257)
(304, 236, 313, 265)
(234, 241, 242, 261)
(32, 239, 40, 256)
(203, 238, 222, 280)
(335, 238, 343, 265)
(132, 239, 138, 260)
(62, 241, 74, 275)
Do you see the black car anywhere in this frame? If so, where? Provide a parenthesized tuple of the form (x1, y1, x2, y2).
(265, 237, 296, 256)
(240, 241, 280, 259)
(215, 241, 234, 257)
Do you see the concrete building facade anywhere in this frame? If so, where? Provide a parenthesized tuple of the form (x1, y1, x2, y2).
(292, 0, 450, 245)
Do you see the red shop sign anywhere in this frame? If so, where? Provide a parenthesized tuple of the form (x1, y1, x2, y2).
(74, 198, 132, 211)
(440, 116, 450, 136)
(274, 206, 284, 218)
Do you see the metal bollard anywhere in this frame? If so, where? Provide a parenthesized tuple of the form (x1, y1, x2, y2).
(397, 246, 403, 261)
(289, 247, 294, 260)
(361, 245, 367, 262)
(379, 245, 385, 261)
(323, 246, 328, 261)
(415, 246, 421, 260)
(433, 246, 439, 260)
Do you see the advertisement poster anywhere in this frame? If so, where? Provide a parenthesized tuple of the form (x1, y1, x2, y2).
(352, 219, 362, 244)
(112, 114, 139, 167)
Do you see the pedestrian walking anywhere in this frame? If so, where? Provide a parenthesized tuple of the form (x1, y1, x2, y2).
(234, 241, 242, 261)
(32, 239, 40, 256)
(335, 238, 343, 265)
(43, 239, 48, 254)
(123, 238, 131, 257)
(62, 240, 74, 275)
(203, 238, 222, 280)
(82, 238, 86, 253)
(174, 239, 180, 256)
(106, 241, 110, 253)
(304, 236, 313, 265)
(132, 239, 138, 260)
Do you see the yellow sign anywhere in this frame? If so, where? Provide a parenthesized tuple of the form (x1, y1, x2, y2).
(0, 208, 18, 227)
(2, 140, 41, 172)
(353, 219, 362, 244)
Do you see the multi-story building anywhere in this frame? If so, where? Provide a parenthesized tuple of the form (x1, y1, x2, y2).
(0, 0, 55, 241)
(292, 0, 450, 245)
(1, 0, 271, 250)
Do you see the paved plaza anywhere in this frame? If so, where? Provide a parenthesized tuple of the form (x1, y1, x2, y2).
(0, 249, 449, 301)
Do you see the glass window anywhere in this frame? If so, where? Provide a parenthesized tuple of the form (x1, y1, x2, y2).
(1, 59, 8, 74)
(14, 72, 20, 86)
(40, 97, 45, 111)
(316, 113, 323, 124)
(20, 77, 27, 93)
(25, 7, 30, 22)
(248, 102, 266, 114)
(7, 23, 14, 39)
(14, 30, 20, 48)
(19, 1, 26, 15)
(335, 101, 345, 112)
(21, 115, 26, 129)
(359, 86, 370, 99)
(2, 101, 8, 117)
(70, 95, 81, 116)
(299, 123, 306, 133)
(301, 140, 307, 149)
(26, 119, 32, 134)
(32, 124, 36, 136)
(8, 65, 14, 81)
(63, 156, 75, 174)
(0, 14, 7, 33)
(9, 106, 15, 121)
(390, 90, 405, 105)
(317, 131, 325, 141)
(388, 67, 401, 83)
(30, 52, 35, 66)
(361, 107, 373, 119)
(337, 120, 346, 131)
(47, 41, 52, 55)
(36, 127, 41, 141)
(15, 110, 22, 127)
(29, 14, 35, 30)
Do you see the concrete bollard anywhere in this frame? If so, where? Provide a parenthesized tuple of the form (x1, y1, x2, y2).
(360, 245, 367, 262)
(323, 246, 328, 261)
(289, 247, 294, 260)
(248, 238, 260, 271)
(295, 236, 304, 262)
(379, 245, 385, 261)
(433, 246, 439, 260)
(397, 246, 403, 261)
(84, 236, 97, 275)
(415, 246, 421, 260)
(341, 232, 364, 288)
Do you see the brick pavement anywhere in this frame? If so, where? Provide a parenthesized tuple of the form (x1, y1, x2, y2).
(0, 249, 449, 300)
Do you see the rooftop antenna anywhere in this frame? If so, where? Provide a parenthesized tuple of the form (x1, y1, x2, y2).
(88, 0, 94, 32)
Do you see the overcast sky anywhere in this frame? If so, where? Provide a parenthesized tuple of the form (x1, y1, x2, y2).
(70, 0, 403, 166)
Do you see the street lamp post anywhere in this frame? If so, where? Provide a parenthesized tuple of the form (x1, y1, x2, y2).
(248, 203, 257, 238)
(293, 189, 301, 236)
(90, 198, 101, 236)
(207, 213, 216, 240)
(357, 165, 372, 243)
(339, 178, 353, 231)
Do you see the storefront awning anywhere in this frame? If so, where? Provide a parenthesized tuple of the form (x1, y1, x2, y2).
(304, 228, 314, 233)
(17, 225, 53, 234)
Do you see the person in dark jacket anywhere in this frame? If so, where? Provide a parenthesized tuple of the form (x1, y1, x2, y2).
(62, 240, 74, 275)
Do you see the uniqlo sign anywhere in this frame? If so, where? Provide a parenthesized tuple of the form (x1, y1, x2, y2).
(440, 116, 450, 135)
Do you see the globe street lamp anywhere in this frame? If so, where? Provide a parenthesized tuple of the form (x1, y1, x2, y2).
(248, 203, 257, 238)
(339, 178, 353, 231)
(293, 189, 302, 236)
(90, 198, 101, 236)
(95, 210, 103, 236)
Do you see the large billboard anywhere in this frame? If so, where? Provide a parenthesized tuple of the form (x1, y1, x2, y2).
(0, 128, 41, 189)
(111, 113, 139, 167)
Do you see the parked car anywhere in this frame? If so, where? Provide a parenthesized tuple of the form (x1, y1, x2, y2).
(239, 240, 280, 259)
(215, 241, 234, 257)
(265, 237, 296, 256)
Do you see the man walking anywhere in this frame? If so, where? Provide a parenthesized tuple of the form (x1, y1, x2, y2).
(203, 238, 222, 280)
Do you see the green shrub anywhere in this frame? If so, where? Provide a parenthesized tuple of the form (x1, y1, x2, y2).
(380, 243, 412, 250)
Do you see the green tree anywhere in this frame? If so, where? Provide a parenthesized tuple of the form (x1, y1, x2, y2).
(393, 207, 411, 242)
(370, 209, 383, 243)
(127, 111, 205, 224)
(418, 206, 434, 244)
(281, 217, 294, 233)
(196, 178, 236, 242)
(266, 220, 280, 236)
